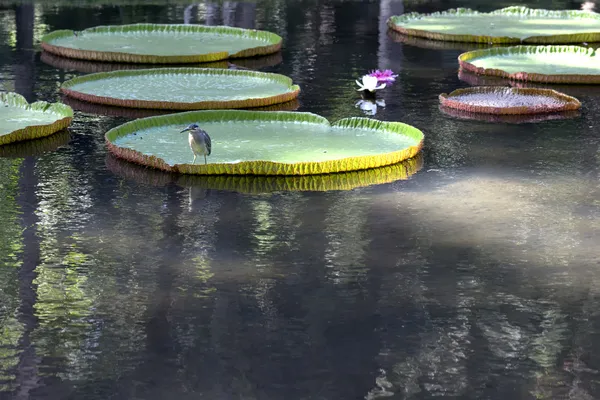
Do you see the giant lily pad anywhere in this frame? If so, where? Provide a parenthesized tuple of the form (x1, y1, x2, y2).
(439, 87, 581, 115)
(41, 24, 282, 64)
(106, 153, 424, 193)
(105, 110, 424, 176)
(61, 68, 300, 110)
(388, 6, 600, 44)
(0, 92, 73, 146)
(459, 45, 600, 83)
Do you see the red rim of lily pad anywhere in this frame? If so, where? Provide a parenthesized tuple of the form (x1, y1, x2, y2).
(438, 87, 581, 115)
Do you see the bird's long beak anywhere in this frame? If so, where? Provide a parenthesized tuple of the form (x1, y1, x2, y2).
(180, 127, 191, 133)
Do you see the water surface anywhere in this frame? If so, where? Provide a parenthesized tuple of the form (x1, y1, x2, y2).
(0, 1, 599, 399)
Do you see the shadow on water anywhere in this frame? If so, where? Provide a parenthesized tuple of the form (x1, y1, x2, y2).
(1, 0, 600, 399)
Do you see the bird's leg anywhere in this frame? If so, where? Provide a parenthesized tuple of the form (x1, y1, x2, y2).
(193, 154, 197, 164)
(204, 154, 207, 165)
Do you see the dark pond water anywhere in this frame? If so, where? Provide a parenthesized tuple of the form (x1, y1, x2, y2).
(1, 0, 600, 399)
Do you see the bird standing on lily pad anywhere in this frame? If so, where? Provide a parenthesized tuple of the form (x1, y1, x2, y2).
(180, 123, 212, 164)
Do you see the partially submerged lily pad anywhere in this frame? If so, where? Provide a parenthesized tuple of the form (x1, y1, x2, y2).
(105, 110, 424, 176)
(439, 87, 581, 115)
(0, 92, 73, 146)
(459, 45, 600, 83)
(61, 68, 300, 110)
(42, 24, 282, 64)
(439, 105, 580, 124)
(388, 6, 600, 44)
(106, 153, 424, 193)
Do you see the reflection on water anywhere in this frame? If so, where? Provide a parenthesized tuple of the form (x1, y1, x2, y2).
(105, 153, 424, 194)
(439, 104, 582, 124)
(1, 0, 600, 399)
(40, 51, 283, 73)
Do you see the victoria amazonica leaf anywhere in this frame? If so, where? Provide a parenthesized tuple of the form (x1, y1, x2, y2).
(0, 92, 73, 146)
(42, 24, 282, 63)
(105, 111, 424, 176)
(61, 68, 300, 110)
(459, 46, 600, 83)
(388, 6, 600, 44)
(439, 87, 581, 115)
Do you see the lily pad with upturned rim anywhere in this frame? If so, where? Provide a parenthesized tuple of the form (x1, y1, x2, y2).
(106, 153, 424, 193)
(41, 24, 282, 64)
(0, 92, 74, 146)
(105, 110, 424, 176)
(459, 45, 600, 84)
(61, 68, 300, 110)
(439, 87, 581, 115)
(387, 6, 600, 44)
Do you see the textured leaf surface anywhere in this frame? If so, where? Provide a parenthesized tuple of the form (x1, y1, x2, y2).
(388, 6, 600, 43)
(105, 110, 424, 176)
(439, 87, 581, 115)
(61, 68, 300, 109)
(0, 92, 73, 145)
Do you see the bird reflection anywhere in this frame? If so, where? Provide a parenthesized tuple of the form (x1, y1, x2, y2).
(188, 186, 210, 212)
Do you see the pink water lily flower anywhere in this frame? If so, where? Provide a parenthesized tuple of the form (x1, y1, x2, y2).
(368, 69, 398, 84)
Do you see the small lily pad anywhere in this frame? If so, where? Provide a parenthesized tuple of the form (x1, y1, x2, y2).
(42, 24, 282, 64)
(439, 87, 581, 115)
(61, 68, 300, 110)
(0, 92, 73, 146)
(105, 110, 424, 176)
(388, 6, 600, 44)
(459, 45, 600, 83)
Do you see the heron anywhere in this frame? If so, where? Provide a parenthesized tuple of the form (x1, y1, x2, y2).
(180, 123, 211, 164)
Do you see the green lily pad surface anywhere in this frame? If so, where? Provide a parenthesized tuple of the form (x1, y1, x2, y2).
(105, 111, 424, 176)
(459, 46, 600, 83)
(0, 92, 73, 145)
(388, 6, 600, 43)
(61, 68, 300, 110)
(42, 24, 282, 63)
